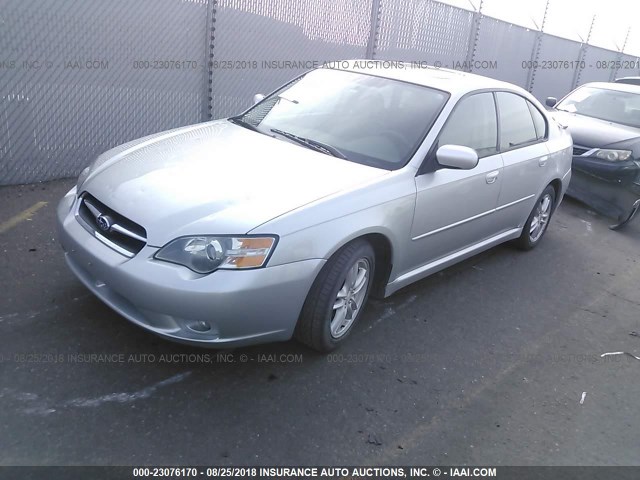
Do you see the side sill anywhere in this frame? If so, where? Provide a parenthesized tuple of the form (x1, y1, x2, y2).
(385, 228, 522, 297)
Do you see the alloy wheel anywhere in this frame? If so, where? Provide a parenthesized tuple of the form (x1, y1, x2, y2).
(529, 193, 553, 242)
(330, 258, 370, 338)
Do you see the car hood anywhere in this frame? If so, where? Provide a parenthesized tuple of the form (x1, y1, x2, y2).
(552, 110, 640, 148)
(80, 120, 388, 246)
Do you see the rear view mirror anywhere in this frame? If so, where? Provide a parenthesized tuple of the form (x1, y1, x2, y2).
(436, 145, 479, 170)
(545, 97, 558, 108)
(253, 93, 265, 105)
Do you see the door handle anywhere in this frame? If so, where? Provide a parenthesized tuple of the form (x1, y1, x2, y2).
(486, 171, 500, 184)
(538, 156, 549, 167)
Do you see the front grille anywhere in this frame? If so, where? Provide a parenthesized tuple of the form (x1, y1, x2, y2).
(76, 193, 147, 257)
(573, 146, 592, 156)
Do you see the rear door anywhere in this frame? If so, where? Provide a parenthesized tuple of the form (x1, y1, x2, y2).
(494, 92, 551, 230)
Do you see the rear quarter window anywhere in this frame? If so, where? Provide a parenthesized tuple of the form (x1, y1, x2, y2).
(527, 101, 547, 140)
(496, 92, 539, 150)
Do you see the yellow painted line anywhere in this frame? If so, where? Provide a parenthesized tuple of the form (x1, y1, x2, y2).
(0, 201, 48, 234)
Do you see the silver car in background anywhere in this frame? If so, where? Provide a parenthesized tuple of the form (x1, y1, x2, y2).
(57, 61, 572, 351)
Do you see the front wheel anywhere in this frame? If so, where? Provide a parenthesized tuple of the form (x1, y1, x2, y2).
(514, 185, 556, 250)
(295, 239, 375, 352)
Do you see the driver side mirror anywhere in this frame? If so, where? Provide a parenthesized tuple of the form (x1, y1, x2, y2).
(545, 97, 558, 108)
(253, 93, 265, 105)
(436, 145, 479, 170)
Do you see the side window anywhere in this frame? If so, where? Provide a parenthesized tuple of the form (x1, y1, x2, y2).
(438, 92, 498, 158)
(496, 92, 538, 149)
(527, 101, 547, 140)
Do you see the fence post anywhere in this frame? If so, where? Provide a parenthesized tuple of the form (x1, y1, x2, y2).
(572, 16, 595, 90)
(204, 0, 217, 121)
(464, 0, 483, 73)
(366, 0, 382, 59)
(571, 43, 588, 90)
(526, 0, 550, 93)
(609, 27, 630, 82)
(525, 35, 542, 93)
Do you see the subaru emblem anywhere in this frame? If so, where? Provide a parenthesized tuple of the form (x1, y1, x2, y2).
(96, 214, 112, 232)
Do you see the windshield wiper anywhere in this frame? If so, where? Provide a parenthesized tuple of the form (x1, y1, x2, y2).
(277, 94, 299, 104)
(270, 128, 346, 159)
(228, 116, 262, 133)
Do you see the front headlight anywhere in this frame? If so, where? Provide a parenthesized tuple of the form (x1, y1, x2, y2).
(592, 149, 632, 161)
(154, 236, 277, 274)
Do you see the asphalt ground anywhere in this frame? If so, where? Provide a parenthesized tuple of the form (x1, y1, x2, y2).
(1, 179, 639, 467)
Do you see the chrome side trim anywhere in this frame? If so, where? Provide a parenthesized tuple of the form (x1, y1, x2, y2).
(387, 228, 522, 297)
(412, 209, 495, 241)
(495, 194, 535, 212)
(412, 195, 535, 241)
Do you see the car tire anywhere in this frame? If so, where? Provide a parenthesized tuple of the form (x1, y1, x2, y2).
(295, 239, 375, 352)
(515, 185, 556, 251)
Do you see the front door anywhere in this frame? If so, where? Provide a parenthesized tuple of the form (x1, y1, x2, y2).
(409, 92, 503, 271)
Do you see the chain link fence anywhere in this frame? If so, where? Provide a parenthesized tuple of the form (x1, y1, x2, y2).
(0, 0, 210, 185)
(1, 0, 639, 185)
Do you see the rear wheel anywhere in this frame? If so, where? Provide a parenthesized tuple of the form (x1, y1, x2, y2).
(515, 185, 556, 250)
(295, 239, 375, 352)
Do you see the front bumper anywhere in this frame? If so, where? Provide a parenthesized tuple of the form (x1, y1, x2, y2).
(56, 189, 325, 347)
(568, 155, 640, 228)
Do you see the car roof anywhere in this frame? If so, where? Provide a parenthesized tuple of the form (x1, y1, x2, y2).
(325, 59, 523, 95)
(581, 81, 640, 93)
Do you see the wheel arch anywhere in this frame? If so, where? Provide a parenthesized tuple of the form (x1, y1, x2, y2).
(320, 231, 394, 300)
(548, 177, 563, 212)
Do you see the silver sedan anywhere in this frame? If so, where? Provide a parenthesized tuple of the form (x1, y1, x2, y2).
(57, 61, 572, 351)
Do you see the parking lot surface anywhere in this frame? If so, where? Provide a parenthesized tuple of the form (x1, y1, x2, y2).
(1, 179, 640, 466)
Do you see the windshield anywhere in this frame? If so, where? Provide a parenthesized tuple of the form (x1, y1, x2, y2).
(231, 68, 449, 170)
(556, 86, 640, 128)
